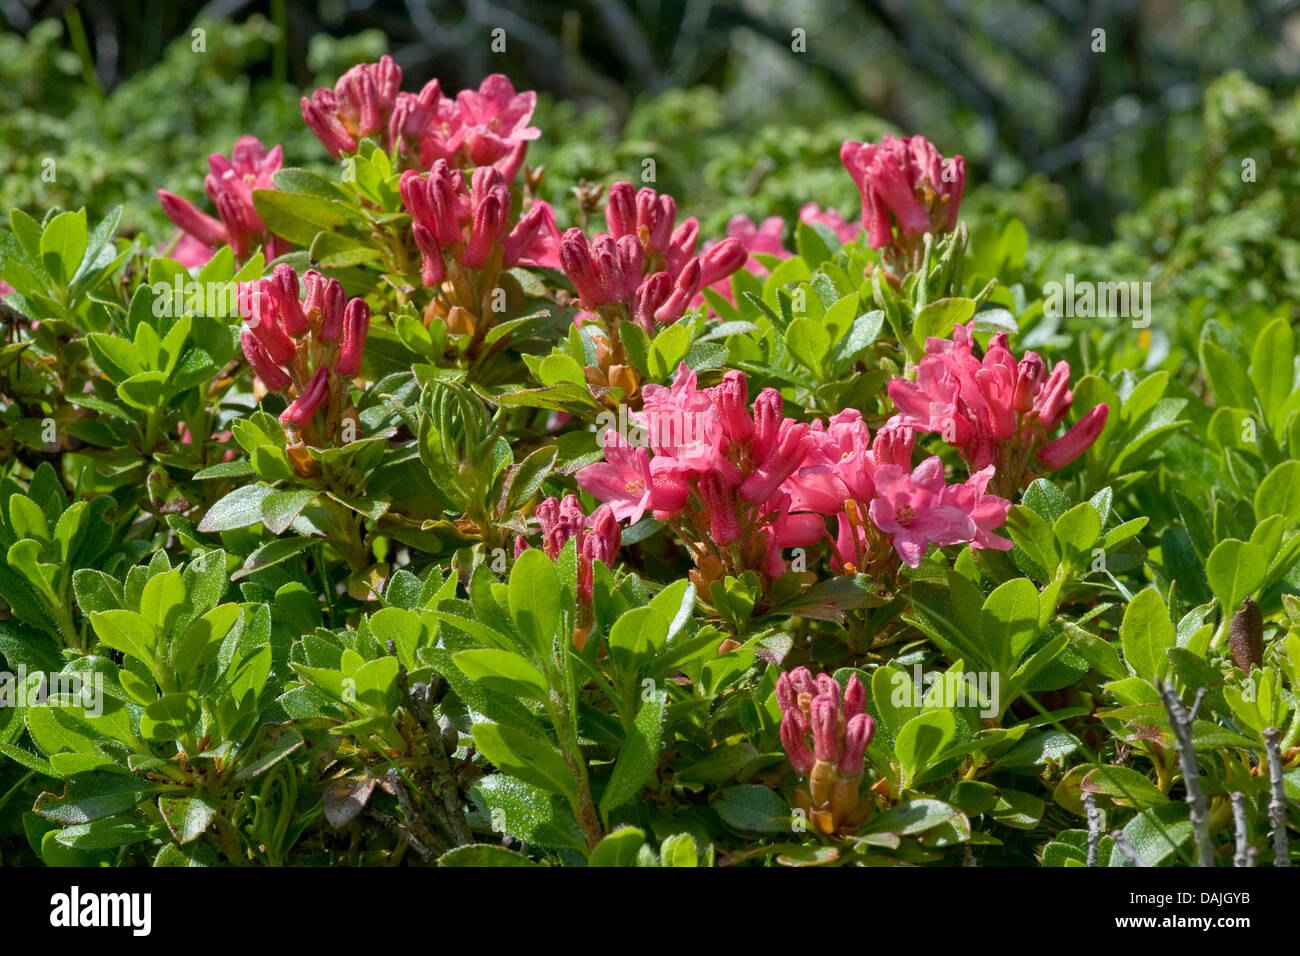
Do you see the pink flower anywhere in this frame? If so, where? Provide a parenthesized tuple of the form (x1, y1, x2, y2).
(840, 134, 965, 251)
(868, 457, 978, 567)
(159, 136, 285, 265)
(635, 363, 717, 469)
(777, 667, 873, 779)
(455, 75, 540, 178)
(941, 465, 1014, 552)
(302, 63, 538, 181)
(887, 322, 1108, 493)
(503, 200, 562, 269)
(574, 433, 657, 525)
(798, 203, 860, 245)
(565, 185, 748, 328)
(280, 366, 329, 426)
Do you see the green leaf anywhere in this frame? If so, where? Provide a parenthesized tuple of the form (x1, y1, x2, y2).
(453, 648, 550, 702)
(912, 297, 975, 348)
(39, 210, 88, 285)
(784, 318, 829, 376)
(197, 484, 274, 533)
(507, 548, 561, 657)
(438, 844, 538, 867)
(34, 774, 156, 825)
(895, 710, 957, 787)
(140, 693, 200, 742)
(1250, 318, 1295, 431)
(1205, 539, 1267, 611)
(252, 189, 361, 245)
(714, 785, 790, 833)
(1199, 339, 1254, 411)
(864, 798, 969, 836)
(980, 578, 1040, 672)
(159, 793, 219, 844)
(600, 688, 667, 816)
(587, 826, 646, 867)
(1256, 461, 1300, 528)
(1053, 502, 1102, 569)
(1081, 765, 1168, 810)
(472, 722, 577, 801)
(1119, 587, 1175, 683)
(260, 488, 317, 535)
(88, 610, 157, 673)
(607, 606, 670, 676)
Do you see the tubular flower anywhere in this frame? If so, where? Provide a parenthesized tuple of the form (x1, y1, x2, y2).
(840, 134, 965, 270)
(577, 364, 824, 596)
(886, 322, 1109, 496)
(777, 667, 875, 835)
(158, 136, 286, 265)
(302, 63, 537, 179)
(401, 161, 561, 287)
(561, 183, 747, 333)
(236, 266, 371, 451)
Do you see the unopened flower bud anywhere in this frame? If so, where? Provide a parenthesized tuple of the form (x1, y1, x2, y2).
(335, 299, 371, 377)
(241, 331, 291, 391)
(281, 366, 330, 426)
(318, 278, 347, 343)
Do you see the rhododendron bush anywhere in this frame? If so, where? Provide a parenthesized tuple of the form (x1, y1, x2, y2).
(2, 48, 1299, 874)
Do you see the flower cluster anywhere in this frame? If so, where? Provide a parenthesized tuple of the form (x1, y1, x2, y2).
(786, 409, 1014, 572)
(302, 59, 538, 179)
(403, 161, 559, 275)
(577, 365, 826, 594)
(560, 182, 748, 334)
(157, 136, 286, 267)
(840, 134, 966, 269)
(515, 495, 621, 648)
(576, 363, 1017, 592)
(777, 668, 874, 835)
(239, 264, 371, 460)
(887, 322, 1109, 498)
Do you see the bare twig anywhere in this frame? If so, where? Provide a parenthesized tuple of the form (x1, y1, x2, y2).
(1264, 727, 1291, 867)
(1110, 829, 1147, 867)
(1230, 792, 1257, 867)
(1083, 792, 1103, 867)
(1160, 681, 1214, 866)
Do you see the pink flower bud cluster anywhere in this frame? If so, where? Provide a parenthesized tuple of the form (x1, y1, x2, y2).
(400, 161, 561, 286)
(157, 136, 287, 266)
(886, 322, 1109, 496)
(840, 134, 966, 253)
(777, 667, 874, 834)
(238, 264, 371, 429)
(302, 60, 538, 180)
(515, 494, 622, 606)
(559, 183, 747, 332)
